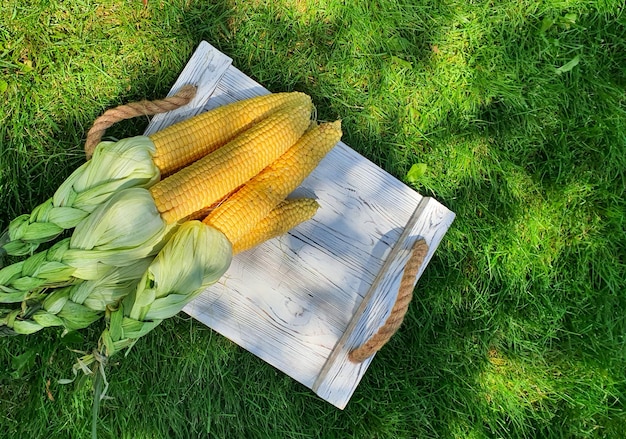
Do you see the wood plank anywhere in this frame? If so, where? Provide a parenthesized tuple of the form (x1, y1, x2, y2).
(312, 198, 455, 408)
(148, 41, 457, 409)
(143, 41, 232, 135)
(184, 137, 430, 388)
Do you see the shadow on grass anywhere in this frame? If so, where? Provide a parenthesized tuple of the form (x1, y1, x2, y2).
(1, 1, 625, 438)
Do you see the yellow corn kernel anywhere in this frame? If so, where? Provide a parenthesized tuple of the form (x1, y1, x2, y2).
(149, 103, 313, 224)
(203, 120, 341, 244)
(183, 204, 215, 223)
(182, 187, 240, 222)
(232, 198, 319, 254)
(149, 92, 312, 176)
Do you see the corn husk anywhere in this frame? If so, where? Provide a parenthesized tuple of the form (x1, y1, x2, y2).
(103, 221, 232, 356)
(70, 258, 153, 312)
(0, 258, 153, 335)
(2, 136, 159, 256)
(63, 221, 232, 390)
(0, 287, 100, 335)
(0, 188, 175, 303)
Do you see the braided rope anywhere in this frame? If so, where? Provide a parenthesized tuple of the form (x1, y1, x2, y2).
(84, 84, 197, 159)
(348, 239, 429, 363)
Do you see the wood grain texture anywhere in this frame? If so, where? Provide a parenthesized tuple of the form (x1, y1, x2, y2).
(158, 42, 455, 409)
(312, 198, 455, 407)
(143, 41, 232, 136)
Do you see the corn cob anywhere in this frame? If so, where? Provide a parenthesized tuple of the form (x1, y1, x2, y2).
(0, 106, 314, 302)
(150, 103, 313, 224)
(149, 92, 312, 176)
(0, 93, 310, 257)
(232, 198, 320, 254)
(1, 93, 332, 338)
(183, 187, 241, 222)
(203, 120, 341, 244)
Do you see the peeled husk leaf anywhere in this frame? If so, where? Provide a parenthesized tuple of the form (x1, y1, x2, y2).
(0, 187, 175, 302)
(53, 187, 175, 280)
(96, 221, 233, 356)
(3, 136, 159, 256)
(1, 286, 101, 335)
(54, 137, 159, 208)
(70, 258, 153, 311)
(128, 221, 232, 321)
(72, 187, 167, 249)
(56, 300, 101, 331)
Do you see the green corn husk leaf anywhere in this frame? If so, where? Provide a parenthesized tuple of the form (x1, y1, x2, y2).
(35, 261, 78, 282)
(0, 261, 30, 302)
(6, 286, 102, 336)
(152, 222, 233, 297)
(0, 289, 28, 303)
(30, 199, 54, 221)
(143, 293, 204, 321)
(2, 185, 171, 294)
(70, 187, 168, 251)
(42, 288, 70, 314)
(32, 310, 64, 328)
(7, 214, 30, 237)
(22, 251, 48, 276)
(61, 233, 171, 281)
(18, 243, 77, 283)
(101, 327, 115, 356)
(60, 187, 176, 280)
(56, 300, 101, 331)
(0, 261, 24, 285)
(11, 319, 44, 335)
(99, 312, 160, 357)
(71, 258, 153, 311)
(128, 221, 232, 321)
(1, 240, 36, 257)
(98, 222, 231, 357)
(119, 316, 161, 340)
(128, 287, 156, 321)
(53, 136, 159, 209)
(4, 208, 64, 256)
(52, 253, 112, 281)
(47, 206, 89, 229)
(2, 309, 18, 325)
(0, 241, 76, 302)
(2, 137, 159, 257)
(10, 276, 46, 293)
(19, 221, 63, 243)
(46, 239, 71, 261)
(73, 179, 145, 212)
(108, 307, 125, 342)
(0, 310, 15, 334)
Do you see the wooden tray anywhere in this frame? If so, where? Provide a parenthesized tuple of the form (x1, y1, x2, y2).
(144, 41, 455, 409)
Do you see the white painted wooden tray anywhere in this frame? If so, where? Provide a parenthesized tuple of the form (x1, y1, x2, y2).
(145, 41, 455, 409)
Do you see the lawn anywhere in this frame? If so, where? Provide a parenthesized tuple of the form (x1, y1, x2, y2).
(1, 0, 625, 438)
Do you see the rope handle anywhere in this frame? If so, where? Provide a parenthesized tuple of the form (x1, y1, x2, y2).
(348, 239, 429, 363)
(84, 84, 198, 159)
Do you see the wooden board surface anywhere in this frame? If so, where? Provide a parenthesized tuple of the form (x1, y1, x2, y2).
(144, 41, 232, 135)
(149, 42, 455, 409)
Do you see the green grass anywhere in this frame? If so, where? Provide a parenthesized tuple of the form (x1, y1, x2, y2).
(1, 0, 625, 437)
